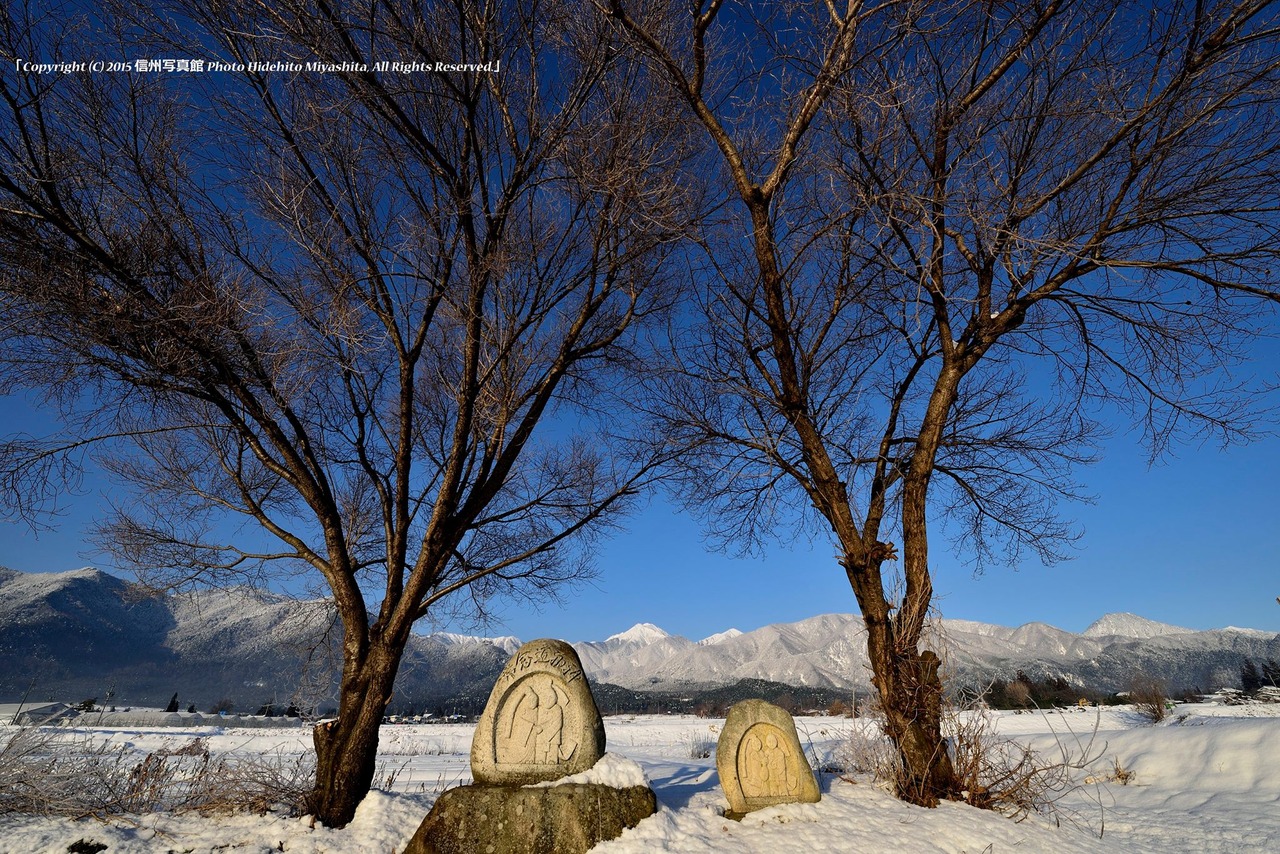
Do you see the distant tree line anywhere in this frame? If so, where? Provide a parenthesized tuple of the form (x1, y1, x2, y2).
(982, 671, 1120, 710)
(593, 679, 849, 718)
(1241, 658, 1280, 693)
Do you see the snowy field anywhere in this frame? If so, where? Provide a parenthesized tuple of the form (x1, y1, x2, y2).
(2, 701, 1278, 853)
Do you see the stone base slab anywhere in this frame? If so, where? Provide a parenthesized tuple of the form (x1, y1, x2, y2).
(402, 782, 657, 854)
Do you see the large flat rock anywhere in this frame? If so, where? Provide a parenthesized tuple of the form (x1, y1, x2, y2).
(401, 782, 656, 854)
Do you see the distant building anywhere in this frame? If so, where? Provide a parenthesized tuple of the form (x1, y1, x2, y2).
(0, 702, 73, 725)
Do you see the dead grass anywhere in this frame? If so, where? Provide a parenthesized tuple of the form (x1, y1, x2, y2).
(1085, 757, 1134, 786)
(684, 729, 717, 760)
(948, 705, 1103, 821)
(832, 668, 1107, 828)
(0, 726, 312, 819)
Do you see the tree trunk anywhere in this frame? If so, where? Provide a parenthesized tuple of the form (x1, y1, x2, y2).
(873, 364, 961, 805)
(850, 557, 958, 807)
(877, 646, 956, 805)
(309, 642, 402, 827)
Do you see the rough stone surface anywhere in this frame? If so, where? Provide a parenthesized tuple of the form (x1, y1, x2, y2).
(471, 638, 605, 785)
(716, 698, 821, 817)
(401, 783, 657, 854)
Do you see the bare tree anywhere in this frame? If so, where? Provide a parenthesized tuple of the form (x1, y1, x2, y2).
(0, 0, 688, 825)
(603, 0, 1280, 806)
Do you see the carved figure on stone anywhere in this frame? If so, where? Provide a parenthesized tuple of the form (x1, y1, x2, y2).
(501, 676, 576, 766)
(738, 726, 799, 798)
(507, 682, 541, 763)
(471, 638, 604, 785)
(536, 683, 569, 763)
(409, 639, 650, 853)
(716, 699, 820, 817)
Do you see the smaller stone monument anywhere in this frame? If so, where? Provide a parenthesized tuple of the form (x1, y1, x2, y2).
(403, 639, 655, 854)
(716, 699, 821, 818)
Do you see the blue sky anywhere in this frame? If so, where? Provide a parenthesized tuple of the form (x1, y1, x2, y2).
(492, 430, 1280, 642)
(2, 398, 1278, 642)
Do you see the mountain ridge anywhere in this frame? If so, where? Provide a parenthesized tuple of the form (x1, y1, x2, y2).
(1082, 612, 1195, 639)
(1, 567, 1275, 709)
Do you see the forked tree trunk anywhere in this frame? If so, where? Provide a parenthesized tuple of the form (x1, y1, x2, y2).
(849, 555, 959, 807)
(309, 642, 404, 827)
(871, 365, 962, 805)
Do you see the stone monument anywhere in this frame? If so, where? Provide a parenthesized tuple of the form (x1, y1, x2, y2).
(470, 638, 605, 784)
(402, 639, 655, 854)
(716, 699, 821, 818)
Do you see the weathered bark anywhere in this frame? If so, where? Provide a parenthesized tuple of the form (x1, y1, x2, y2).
(873, 364, 963, 804)
(309, 641, 403, 827)
(879, 648, 956, 805)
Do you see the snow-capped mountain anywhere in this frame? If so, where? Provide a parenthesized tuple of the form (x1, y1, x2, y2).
(0, 567, 511, 711)
(583, 613, 866, 689)
(1, 567, 1276, 709)
(604, 622, 672, 648)
(577, 612, 1276, 695)
(1082, 612, 1195, 639)
(428, 631, 523, 656)
(573, 623, 698, 682)
(698, 628, 743, 646)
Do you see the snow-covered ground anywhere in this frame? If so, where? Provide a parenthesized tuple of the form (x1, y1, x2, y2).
(2, 701, 1278, 853)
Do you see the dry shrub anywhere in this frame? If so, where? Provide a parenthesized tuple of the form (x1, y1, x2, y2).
(1005, 680, 1032, 709)
(1129, 677, 1169, 724)
(0, 726, 128, 817)
(830, 719, 899, 780)
(185, 750, 314, 815)
(949, 706, 1102, 821)
(0, 726, 312, 818)
(832, 685, 1105, 827)
(684, 729, 717, 760)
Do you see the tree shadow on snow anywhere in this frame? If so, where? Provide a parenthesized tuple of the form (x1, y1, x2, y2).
(646, 763, 722, 811)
